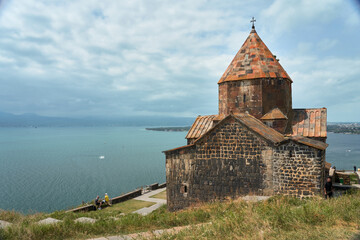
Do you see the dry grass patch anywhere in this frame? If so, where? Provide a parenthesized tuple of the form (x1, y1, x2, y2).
(103, 199, 155, 214)
(157, 191, 360, 240)
(150, 190, 167, 200)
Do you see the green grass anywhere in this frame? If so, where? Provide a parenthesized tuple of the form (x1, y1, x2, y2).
(103, 199, 155, 214)
(1, 192, 360, 240)
(150, 190, 167, 200)
(50, 199, 155, 220)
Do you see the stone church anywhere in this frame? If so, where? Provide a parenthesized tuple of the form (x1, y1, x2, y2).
(164, 23, 328, 211)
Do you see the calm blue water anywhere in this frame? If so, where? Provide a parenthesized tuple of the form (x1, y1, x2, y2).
(0, 127, 186, 213)
(0, 128, 359, 213)
(326, 132, 360, 170)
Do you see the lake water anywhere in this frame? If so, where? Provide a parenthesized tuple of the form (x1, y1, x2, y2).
(0, 128, 359, 213)
(0, 127, 186, 213)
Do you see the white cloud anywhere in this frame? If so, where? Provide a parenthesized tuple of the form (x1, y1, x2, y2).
(317, 39, 337, 51)
(0, 55, 14, 63)
(0, 0, 359, 121)
(262, 0, 342, 34)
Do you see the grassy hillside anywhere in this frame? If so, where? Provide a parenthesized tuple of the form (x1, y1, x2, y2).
(1, 191, 360, 240)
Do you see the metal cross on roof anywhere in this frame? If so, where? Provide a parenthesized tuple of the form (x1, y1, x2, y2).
(250, 17, 256, 29)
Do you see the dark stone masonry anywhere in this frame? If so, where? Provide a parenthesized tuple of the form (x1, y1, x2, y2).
(272, 142, 325, 197)
(164, 24, 328, 211)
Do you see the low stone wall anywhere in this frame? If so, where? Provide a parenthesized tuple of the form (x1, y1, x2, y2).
(149, 183, 159, 190)
(66, 182, 166, 213)
(65, 205, 96, 213)
(111, 189, 142, 204)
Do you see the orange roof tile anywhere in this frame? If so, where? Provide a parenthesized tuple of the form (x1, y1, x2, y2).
(218, 29, 291, 84)
(292, 108, 327, 138)
(185, 115, 217, 139)
(167, 113, 327, 153)
(261, 108, 288, 120)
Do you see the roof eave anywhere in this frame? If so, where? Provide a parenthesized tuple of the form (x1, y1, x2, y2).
(163, 144, 195, 153)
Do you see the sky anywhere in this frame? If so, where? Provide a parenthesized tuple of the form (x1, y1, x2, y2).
(0, 0, 359, 122)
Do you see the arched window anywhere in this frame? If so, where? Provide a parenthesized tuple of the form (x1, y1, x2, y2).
(243, 94, 246, 102)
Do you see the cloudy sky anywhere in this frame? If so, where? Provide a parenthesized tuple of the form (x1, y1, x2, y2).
(0, 0, 359, 121)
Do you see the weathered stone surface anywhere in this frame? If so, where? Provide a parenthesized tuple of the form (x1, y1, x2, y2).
(241, 196, 270, 202)
(219, 78, 292, 134)
(0, 220, 12, 229)
(166, 118, 273, 211)
(272, 141, 325, 197)
(37, 217, 62, 225)
(75, 217, 97, 224)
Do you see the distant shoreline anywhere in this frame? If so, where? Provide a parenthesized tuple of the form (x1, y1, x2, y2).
(144, 124, 360, 134)
(327, 124, 360, 135)
(145, 126, 190, 132)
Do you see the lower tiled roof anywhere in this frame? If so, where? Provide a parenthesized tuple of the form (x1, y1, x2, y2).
(290, 136, 328, 150)
(185, 115, 217, 139)
(292, 108, 327, 138)
(166, 113, 328, 153)
(186, 113, 285, 143)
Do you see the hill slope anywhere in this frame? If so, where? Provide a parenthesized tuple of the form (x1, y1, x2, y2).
(0, 191, 359, 240)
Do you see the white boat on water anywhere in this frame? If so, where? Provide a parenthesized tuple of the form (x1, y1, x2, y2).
(99, 156, 105, 159)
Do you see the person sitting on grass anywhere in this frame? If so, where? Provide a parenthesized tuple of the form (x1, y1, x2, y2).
(104, 193, 111, 206)
(95, 195, 102, 210)
(324, 177, 333, 199)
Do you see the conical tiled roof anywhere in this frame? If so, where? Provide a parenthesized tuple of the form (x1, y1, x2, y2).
(218, 29, 291, 84)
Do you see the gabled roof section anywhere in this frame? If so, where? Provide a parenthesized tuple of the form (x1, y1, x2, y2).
(166, 113, 327, 153)
(235, 114, 285, 143)
(292, 108, 327, 138)
(261, 108, 288, 120)
(185, 115, 217, 139)
(289, 136, 328, 150)
(218, 29, 291, 84)
(194, 113, 285, 145)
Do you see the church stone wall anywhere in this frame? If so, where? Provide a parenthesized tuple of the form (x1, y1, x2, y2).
(166, 120, 325, 211)
(272, 141, 325, 197)
(219, 78, 292, 122)
(261, 79, 292, 118)
(166, 118, 275, 211)
(193, 118, 270, 199)
(219, 80, 263, 118)
(165, 146, 196, 211)
(261, 79, 293, 133)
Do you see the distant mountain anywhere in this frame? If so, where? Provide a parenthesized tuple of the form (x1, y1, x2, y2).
(0, 111, 195, 127)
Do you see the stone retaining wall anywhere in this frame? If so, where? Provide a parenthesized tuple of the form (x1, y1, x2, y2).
(111, 189, 142, 204)
(67, 182, 166, 213)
